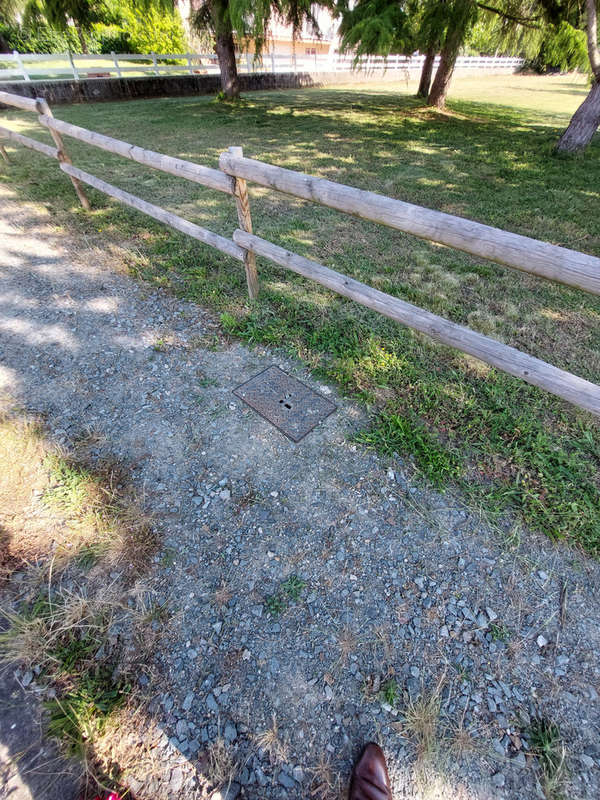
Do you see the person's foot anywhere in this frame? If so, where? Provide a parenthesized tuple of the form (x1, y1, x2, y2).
(349, 742, 392, 799)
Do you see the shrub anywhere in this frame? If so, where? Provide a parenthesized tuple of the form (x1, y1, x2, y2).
(531, 22, 589, 74)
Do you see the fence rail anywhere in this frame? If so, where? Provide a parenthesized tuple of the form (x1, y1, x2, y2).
(0, 51, 525, 83)
(1, 89, 598, 418)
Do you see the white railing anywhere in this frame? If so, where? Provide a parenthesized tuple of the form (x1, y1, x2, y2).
(0, 51, 524, 83)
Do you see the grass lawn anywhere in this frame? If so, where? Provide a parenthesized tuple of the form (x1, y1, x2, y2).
(1, 72, 599, 554)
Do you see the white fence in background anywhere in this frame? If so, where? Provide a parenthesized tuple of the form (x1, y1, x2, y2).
(0, 51, 524, 83)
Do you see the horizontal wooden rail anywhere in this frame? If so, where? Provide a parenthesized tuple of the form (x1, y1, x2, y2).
(0, 125, 58, 159)
(39, 115, 235, 195)
(233, 230, 600, 416)
(0, 90, 38, 112)
(61, 163, 244, 262)
(220, 153, 600, 296)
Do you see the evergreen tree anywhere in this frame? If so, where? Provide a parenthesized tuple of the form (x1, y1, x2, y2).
(191, 1, 328, 100)
(338, 0, 543, 108)
(36, 0, 108, 52)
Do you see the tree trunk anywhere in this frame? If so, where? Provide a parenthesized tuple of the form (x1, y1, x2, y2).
(555, 80, 600, 152)
(555, 0, 600, 153)
(427, 30, 461, 109)
(0, 33, 10, 55)
(427, 0, 475, 109)
(76, 26, 89, 55)
(417, 47, 436, 99)
(210, 0, 240, 99)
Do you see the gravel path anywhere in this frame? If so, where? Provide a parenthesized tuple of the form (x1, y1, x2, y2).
(1, 184, 600, 800)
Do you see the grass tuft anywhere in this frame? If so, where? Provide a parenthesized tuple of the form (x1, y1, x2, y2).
(356, 413, 462, 488)
(527, 717, 567, 800)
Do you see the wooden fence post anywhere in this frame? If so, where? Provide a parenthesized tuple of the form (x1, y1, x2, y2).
(229, 146, 259, 299)
(35, 97, 90, 210)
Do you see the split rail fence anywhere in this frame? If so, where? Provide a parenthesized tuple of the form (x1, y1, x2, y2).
(1, 88, 599, 417)
(0, 52, 524, 83)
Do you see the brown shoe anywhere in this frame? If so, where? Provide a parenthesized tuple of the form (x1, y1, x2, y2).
(349, 742, 392, 800)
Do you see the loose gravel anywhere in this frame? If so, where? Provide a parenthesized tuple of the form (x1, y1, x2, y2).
(1, 185, 600, 800)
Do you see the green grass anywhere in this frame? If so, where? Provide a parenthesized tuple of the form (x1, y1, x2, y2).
(45, 667, 129, 759)
(380, 678, 400, 706)
(281, 574, 306, 601)
(265, 573, 307, 615)
(526, 717, 567, 800)
(1, 73, 599, 553)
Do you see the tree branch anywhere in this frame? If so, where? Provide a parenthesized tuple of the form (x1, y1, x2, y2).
(476, 2, 542, 29)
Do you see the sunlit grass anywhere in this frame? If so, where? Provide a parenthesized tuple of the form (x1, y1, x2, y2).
(1, 73, 599, 552)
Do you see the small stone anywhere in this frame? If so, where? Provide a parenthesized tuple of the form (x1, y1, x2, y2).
(387, 468, 395, 480)
(206, 693, 219, 713)
(219, 489, 231, 501)
(278, 771, 296, 789)
(537, 634, 548, 648)
(170, 767, 184, 791)
(486, 607, 498, 622)
(292, 766, 304, 782)
(176, 719, 189, 739)
(224, 721, 237, 742)
(491, 772, 505, 788)
(212, 621, 223, 635)
(182, 691, 194, 712)
(581, 754, 595, 769)
(22, 670, 33, 687)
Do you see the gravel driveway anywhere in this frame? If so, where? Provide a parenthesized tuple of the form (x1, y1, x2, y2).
(1, 184, 599, 800)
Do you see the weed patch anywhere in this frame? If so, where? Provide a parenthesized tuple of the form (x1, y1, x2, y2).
(264, 574, 307, 616)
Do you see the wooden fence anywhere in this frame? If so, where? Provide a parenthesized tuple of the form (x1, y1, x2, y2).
(0, 52, 524, 83)
(1, 88, 599, 417)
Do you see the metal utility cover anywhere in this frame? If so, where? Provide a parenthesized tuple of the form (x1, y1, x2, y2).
(233, 366, 337, 442)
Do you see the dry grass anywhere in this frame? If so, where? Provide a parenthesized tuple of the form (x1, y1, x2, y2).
(254, 714, 289, 764)
(0, 411, 161, 798)
(0, 588, 107, 670)
(214, 581, 233, 609)
(336, 625, 357, 666)
(309, 752, 344, 800)
(401, 676, 446, 760)
(203, 735, 238, 796)
(0, 412, 156, 581)
(0, 415, 52, 577)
